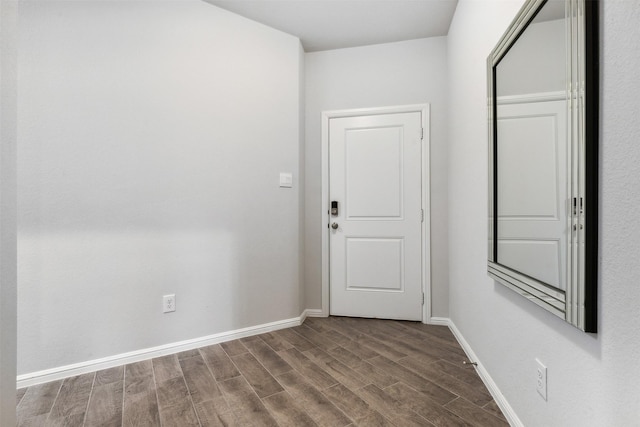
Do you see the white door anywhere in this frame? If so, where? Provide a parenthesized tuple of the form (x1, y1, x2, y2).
(329, 112, 423, 320)
(496, 98, 568, 290)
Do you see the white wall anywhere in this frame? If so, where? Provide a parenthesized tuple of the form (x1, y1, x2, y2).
(0, 0, 17, 423)
(17, 0, 304, 375)
(448, 1, 640, 425)
(304, 38, 449, 317)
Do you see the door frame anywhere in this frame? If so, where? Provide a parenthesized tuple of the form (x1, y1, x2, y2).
(320, 104, 432, 323)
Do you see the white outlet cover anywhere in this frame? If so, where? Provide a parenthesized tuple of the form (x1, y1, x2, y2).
(536, 358, 547, 400)
(163, 294, 176, 313)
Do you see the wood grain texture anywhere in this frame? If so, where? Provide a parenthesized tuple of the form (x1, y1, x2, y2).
(217, 376, 278, 427)
(48, 373, 95, 420)
(241, 335, 293, 376)
(179, 354, 227, 409)
(122, 388, 160, 427)
(200, 344, 241, 381)
(84, 381, 123, 427)
(16, 316, 508, 427)
(262, 391, 318, 427)
(230, 352, 284, 398)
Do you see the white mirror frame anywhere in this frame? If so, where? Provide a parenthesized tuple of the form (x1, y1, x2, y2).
(487, 0, 598, 332)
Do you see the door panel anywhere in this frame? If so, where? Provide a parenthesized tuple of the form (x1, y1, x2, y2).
(345, 127, 403, 218)
(329, 112, 422, 320)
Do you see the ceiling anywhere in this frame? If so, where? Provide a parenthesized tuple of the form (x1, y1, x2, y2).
(205, 0, 459, 52)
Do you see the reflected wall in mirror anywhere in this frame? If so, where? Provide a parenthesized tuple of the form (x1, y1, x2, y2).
(487, 0, 598, 332)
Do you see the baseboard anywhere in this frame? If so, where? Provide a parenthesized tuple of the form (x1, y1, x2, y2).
(427, 316, 450, 326)
(17, 314, 305, 389)
(445, 319, 523, 427)
(302, 308, 325, 318)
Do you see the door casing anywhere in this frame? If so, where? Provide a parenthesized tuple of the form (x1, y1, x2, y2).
(320, 104, 431, 323)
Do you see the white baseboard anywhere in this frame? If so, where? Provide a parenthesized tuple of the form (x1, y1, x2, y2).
(445, 319, 523, 427)
(302, 308, 325, 318)
(427, 316, 450, 326)
(17, 314, 305, 389)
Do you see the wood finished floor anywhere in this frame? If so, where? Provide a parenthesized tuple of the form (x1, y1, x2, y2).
(16, 316, 509, 427)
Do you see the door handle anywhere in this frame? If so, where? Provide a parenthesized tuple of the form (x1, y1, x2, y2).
(331, 223, 339, 230)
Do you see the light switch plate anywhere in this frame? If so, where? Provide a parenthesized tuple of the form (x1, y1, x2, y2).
(279, 172, 293, 188)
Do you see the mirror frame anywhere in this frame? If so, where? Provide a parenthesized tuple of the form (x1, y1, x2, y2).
(487, 0, 598, 332)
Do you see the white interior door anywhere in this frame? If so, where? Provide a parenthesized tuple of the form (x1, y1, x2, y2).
(497, 98, 568, 290)
(329, 112, 423, 320)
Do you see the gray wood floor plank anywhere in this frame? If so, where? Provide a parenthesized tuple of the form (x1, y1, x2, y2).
(194, 399, 239, 427)
(241, 335, 293, 376)
(433, 359, 487, 388)
(262, 391, 319, 427)
(230, 352, 284, 398)
(259, 331, 295, 352)
(124, 360, 155, 395)
(303, 317, 334, 333)
(353, 334, 408, 361)
(218, 376, 279, 427)
(156, 376, 190, 409)
(18, 413, 50, 427)
(48, 372, 95, 420)
(352, 410, 397, 427)
(177, 349, 201, 360)
(322, 383, 373, 420)
(304, 347, 368, 391)
(398, 355, 494, 406)
(84, 381, 124, 427)
(16, 387, 27, 406)
(273, 328, 316, 352)
(482, 399, 508, 421)
(46, 412, 86, 427)
(16, 380, 63, 420)
(158, 400, 200, 427)
(95, 366, 124, 386)
(444, 397, 510, 427)
(220, 339, 248, 357)
(152, 354, 183, 383)
(276, 370, 352, 427)
(326, 345, 365, 369)
(278, 348, 339, 390)
(354, 384, 414, 420)
(200, 344, 241, 381)
(384, 382, 473, 427)
(294, 324, 340, 350)
(321, 329, 354, 347)
(180, 353, 228, 410)
(351, 360, 399, 389)
(122, 388, 161, 427)
(368, 355, 458, 406)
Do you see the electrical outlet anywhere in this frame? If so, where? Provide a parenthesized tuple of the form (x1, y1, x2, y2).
(536, 358, 547, 400)
(163, 294, 176, 313)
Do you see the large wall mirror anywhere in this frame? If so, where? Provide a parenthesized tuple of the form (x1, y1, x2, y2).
(487, 0, 598, 332)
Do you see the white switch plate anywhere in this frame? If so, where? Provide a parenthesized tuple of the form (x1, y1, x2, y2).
(279, 172, 293, 188)
(536, 358, 547, 400)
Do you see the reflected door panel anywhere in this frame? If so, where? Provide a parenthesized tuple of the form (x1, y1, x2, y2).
(497, 98, 567, 290)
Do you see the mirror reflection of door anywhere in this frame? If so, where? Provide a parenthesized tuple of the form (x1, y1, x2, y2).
(495, 1, 568, 290)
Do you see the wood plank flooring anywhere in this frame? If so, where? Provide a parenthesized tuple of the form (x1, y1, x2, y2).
(16, 316, 509, 426)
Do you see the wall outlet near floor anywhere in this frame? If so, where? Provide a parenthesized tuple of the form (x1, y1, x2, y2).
(163, 294, 176, 313)
(536, 358, 547, 400)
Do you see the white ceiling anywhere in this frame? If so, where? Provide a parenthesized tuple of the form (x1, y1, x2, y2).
(205, 0, 459, 52)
